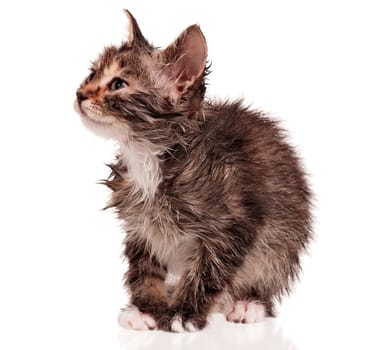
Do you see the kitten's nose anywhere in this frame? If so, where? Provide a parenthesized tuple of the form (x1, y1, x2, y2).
(76, 91, 88, 104)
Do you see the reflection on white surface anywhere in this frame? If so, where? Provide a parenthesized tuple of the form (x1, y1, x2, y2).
(118, 314, 296, 350)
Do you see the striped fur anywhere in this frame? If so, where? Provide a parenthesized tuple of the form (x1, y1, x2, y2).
(75, 10, 312, 331)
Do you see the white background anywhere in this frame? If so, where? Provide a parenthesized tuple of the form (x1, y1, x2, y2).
(0, 1, 389, 349)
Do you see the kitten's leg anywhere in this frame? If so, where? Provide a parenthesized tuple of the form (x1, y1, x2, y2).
(157, 225, 255, 332)
(121, 236, 168, 329)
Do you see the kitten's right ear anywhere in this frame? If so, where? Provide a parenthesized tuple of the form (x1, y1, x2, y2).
(123, 9, 151, 49)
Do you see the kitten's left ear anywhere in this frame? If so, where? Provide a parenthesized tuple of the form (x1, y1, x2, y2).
(123, 9, 151, 48)
(161, 25, 208, 96)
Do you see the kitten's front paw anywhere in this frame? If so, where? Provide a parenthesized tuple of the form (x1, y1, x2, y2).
(157, 311, 207, 332)
(118, 305, 157, 330)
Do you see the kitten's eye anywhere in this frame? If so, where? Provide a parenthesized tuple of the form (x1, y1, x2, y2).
(109, 78, 128, 91)
(85, 70, 96, 84)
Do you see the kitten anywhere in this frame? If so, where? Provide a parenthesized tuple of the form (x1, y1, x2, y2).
(75, 10, 312, 332)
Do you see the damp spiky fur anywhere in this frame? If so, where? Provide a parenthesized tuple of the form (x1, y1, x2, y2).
(75, 10, 313, 332)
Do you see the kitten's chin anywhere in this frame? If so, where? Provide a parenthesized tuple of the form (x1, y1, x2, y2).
(74, 99, 128, 141)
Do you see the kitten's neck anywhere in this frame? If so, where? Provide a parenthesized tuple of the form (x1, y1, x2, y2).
(119, 139, 161, 200)
(116, 104, 208, 199)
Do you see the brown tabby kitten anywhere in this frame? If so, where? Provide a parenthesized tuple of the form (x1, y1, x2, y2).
(75, 10, 312, 332)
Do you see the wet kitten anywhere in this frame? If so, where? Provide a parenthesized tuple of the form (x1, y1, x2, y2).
(75, 10, 312, 332)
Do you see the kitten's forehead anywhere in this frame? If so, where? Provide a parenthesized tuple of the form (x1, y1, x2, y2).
(93, 44, 147, 77)
(94, 46, 118, 72)
(79, 43, 156, 98)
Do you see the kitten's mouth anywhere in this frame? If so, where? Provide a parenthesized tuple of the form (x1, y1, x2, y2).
(74, 100, 113, 126)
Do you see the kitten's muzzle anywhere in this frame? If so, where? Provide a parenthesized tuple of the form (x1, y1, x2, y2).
(76, 91, 88, 104)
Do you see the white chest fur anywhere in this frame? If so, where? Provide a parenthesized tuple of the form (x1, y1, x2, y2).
(119, 140, 194, 287)
(165, 237, 195, 286)
(120, 140, 161, 200)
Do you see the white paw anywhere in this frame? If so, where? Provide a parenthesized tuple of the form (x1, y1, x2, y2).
(226, 301, 265, 323)
(184, 321, 197, 332)
(170, 316, 198, 333)
(171, 316, 185, 332)
(118, 305, 157, 330)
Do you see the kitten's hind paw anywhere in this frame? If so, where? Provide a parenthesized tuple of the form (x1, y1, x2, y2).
(157, 313, 207, 332)
(170, 316, 199, 332)
(226, 301, 265, 323)
(118, 305, 157, 330)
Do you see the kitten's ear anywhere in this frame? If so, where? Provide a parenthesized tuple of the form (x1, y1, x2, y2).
(161, 25, 207, 96)
(123, 9, 151, 48)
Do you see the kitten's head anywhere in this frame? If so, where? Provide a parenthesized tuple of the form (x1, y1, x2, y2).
(75, 10, 208, 143)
